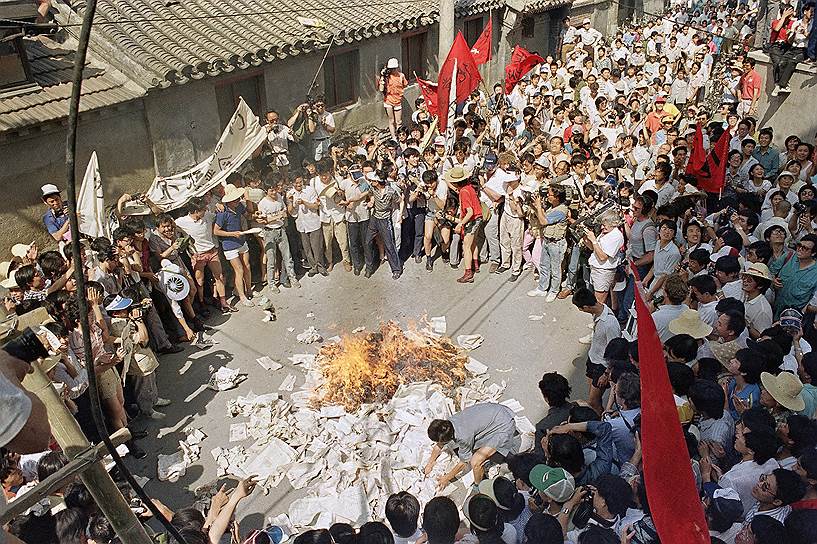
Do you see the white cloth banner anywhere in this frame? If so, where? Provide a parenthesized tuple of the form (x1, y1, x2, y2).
(77, 151, 107, 238)
(445, 59, 457, 154)
(145, 97, 266, 211)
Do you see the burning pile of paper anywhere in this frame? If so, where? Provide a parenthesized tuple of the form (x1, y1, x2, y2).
(313, 321, 469, 411)
(208, 320, 534, 529)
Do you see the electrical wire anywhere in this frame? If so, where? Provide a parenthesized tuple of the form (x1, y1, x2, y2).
(62, 1, 190, 543)
(0, 0, 428, 29)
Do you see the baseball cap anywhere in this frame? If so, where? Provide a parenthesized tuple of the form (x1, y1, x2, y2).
(583, 17, 591, 24)
(529, 465, 575, 503)
(104, 295, 133, 312)
(41, 184, 60, 197)
(478, 477, 518, 511)
(484, 153, 498, 169)
(433, 136, 446, 147)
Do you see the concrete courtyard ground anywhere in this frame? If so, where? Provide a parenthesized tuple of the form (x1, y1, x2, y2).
(124, 260, 592, 533)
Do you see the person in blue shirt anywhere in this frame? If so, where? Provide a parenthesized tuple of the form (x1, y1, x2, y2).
(40, 184, 72, 242)
(723, 348, 764, 421)
(770, 234, 817, 319)
(214, 184, 254, 307)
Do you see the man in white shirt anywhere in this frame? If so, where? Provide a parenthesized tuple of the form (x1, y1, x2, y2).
(741, 264, 774, 338)
(257, 182, 300, 293)
(312, 158, 349, 272)
(498, 171, 525, 280)
(286, 173, 327, 277)
(338, 168, 373, 275)
(174, 197, 230, 312)
(263, 110, 293, 180)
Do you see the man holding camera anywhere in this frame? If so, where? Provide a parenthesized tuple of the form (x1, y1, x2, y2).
(41, 184, 74, 242)
(263, 110, 293, 180)
(527, 184, 570, 301)
(288, 96, 335, 161)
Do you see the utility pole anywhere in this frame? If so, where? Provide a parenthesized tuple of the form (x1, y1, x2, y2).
(438, 0, 455, 65)
(22, 361, 152, 544)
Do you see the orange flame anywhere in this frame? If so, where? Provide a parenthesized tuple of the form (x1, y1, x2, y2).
(314, 321, 468, 411)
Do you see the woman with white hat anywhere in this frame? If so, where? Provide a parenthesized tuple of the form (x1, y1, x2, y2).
(378, 58, 408, 140)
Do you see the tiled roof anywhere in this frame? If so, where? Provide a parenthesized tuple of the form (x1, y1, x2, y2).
(0, 36, 145, 133)
(72, 0, 553, 89)
(72, 0, 440, 89)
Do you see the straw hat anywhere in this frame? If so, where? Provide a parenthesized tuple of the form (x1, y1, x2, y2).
(221, 184, 245, 203)
(760, 371, 805, 412)
(11, 243, 32, 259)
(444, 166, 471, 184)
(742, 263, 772, 281)
(668, 309, 713, 339)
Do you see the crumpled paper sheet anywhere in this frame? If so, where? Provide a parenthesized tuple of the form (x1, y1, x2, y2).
(296, 327, 323, 344)
(158, 428, 207, 481)
(457, 334, 484, 350)
(256, 356, 283, 371)
(207, 366, 246, 391)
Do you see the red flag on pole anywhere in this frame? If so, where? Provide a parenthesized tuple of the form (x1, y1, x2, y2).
(504, 46, 544, 94)
(632, 266, 710, 544)
(687, 124, 707, 174)
(687, 127, 731, 193)
(470, 18, 493, 65)
(437, 32, 481, 132)
(415, 75, 438, 117)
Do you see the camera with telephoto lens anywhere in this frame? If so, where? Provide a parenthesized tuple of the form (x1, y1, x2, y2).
(571, 486, 596, 529)
(601, 157, 627, 171)
(794, 202, 809, 215)
(717, 206, 737, 226)
(2, 328, 49, 363)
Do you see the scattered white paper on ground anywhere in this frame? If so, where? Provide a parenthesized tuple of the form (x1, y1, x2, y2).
(352, 326, 365, 334)
(229, 423, 248, 442)
(279, 374, 296, 391)
(287, 327, 295, 333)
(207, 366, 246, 391)
(290, 354, 317, 366)
(430, 316, 447, 334)
(528, 314, 544, 321)
(514, 416, 536, 434)
(495, 367, 513, 373)
(157, 451, 187, 482)
(256, 356, 283, 371)
(327, 335, 341, 344)
(465, 358, 488, 375)
(461, 469, 475, 488)
(457, 334, 484, 350)
(306, 312, 315, 319)
(501, 398, 525, 413)
(297, 327, 323, 344)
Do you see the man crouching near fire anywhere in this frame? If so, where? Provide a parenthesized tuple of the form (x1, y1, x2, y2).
(424, 402, 521, 489)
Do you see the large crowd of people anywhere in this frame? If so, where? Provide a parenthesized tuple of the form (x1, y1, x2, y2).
(2, 0, 817, 542)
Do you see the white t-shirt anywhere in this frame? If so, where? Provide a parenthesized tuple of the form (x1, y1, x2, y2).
(174, 212, 217, 253)
(311, 175, 346, 223)
(338, 177, 371, 223)
(290, 185, 322, 233)
(589, 228, 625, 269)
(257, 196, 287, 229)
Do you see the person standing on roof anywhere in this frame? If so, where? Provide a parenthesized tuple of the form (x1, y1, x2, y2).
(379, 58, 409, 140)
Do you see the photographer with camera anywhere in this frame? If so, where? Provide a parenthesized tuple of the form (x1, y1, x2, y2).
(378, 58, 409, 140)
(263, 110, 294, 181)
(526, 184, 569, 301)
(288, 95, 335, 161)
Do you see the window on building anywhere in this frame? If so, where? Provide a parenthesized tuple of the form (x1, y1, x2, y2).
(463, 17, 485, 48)
(323, 49, 359, 108)
(0, 35, 35, 92)
(401, 31, 427, 81)
(215, 72, 265, 126)
(521, 17, 535, 38)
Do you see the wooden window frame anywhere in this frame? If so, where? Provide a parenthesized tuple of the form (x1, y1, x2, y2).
(323, 48, 360, 110)
(401, 30, 428, 82)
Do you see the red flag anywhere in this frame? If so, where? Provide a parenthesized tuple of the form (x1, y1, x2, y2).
(687, 124, 707, 174)
(470, 18, 493, 65)
(632, 266, 709, 544)
(437, 32, 481, 132)
(688, 128, 731, 193)
(504, 46, 544, 94)
(415, 76, 438, 117)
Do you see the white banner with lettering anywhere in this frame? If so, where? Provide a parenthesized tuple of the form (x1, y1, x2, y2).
(77, 151, 107, 238)
(145, 97, 266, 211)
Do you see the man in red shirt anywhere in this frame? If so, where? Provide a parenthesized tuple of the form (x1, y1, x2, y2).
(738, 58, 762, 117)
